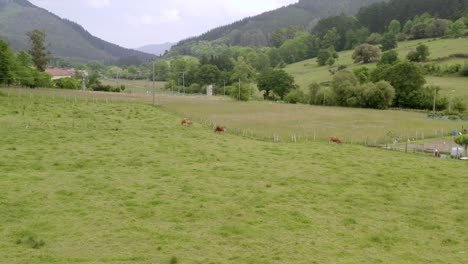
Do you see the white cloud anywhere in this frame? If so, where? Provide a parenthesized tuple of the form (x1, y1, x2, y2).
(85, 0, 111, 9)
(159, 9, 181, 23)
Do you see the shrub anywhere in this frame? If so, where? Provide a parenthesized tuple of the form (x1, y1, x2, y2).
(285, 88, 306, 104)
(379, 50, 399, 66)
(353, 67, 370, 84)
(407, 44, 430, 62)
(317, 48, 338, 66)
(352, 44, 381, 64)
(461, 63, 468, 76)
(228, 83, 250, 101)
(361, 81, 396, 109)
(54, 77, 81, 90)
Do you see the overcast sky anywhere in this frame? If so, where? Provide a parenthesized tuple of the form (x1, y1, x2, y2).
(29, 0, 298, 49)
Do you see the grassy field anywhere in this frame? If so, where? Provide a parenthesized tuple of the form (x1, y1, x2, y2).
(1, 89, 467, 263)
(285, 38, 468, 101)
(4, 88, 466, 145)
(159, 95, 467, 144)
(426, 76, 468, 102)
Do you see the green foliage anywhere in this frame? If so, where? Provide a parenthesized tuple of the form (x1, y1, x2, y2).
(284, 88, 306, 104)
(0, 38, 15, 85)
(228, 83, 250, 101)
(404, 86, 448, 111)
(352, 44, 381, 64)
(361, 81, 396, 109)
(426, 19, 450, 37)
(257, 68, 296, 100)
(196, 64, 221, 85)
(379, 50, 399, 65)
(388, 20, 401, 35)
(26, 29, 50, 72)
(407, 44, 430, 62)
(381, 33, 397, 51)
(321, 27, 342, 51)
(353, 67, 370, 84)
(345, 27, 369, 49)
(54, 77, 81, 90)
(32, 71, 53, 88)
(366, 33, 383, 45)
(357, 0, 466, 34)
(371, 61, 426, 107)
(448, 19, 466, 38)
(451, 97, 467, 113)
(317, 48, 338, 66)
(306, 82, 322, 104)
(461, 62, 468, 76)
(454, 134, 468, 154)
(331, 71, 359, 106)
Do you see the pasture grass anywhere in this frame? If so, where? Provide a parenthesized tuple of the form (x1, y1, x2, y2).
(0, 90, 467, 263)
(159, 95, 467, 143)
(286, 38, 468, 101)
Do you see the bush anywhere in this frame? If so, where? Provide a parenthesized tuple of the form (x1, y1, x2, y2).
(228, 83, 250, 101)
(353, 67, 370, 84)
(379, 50, 399, 65)
(352, 44, 381, 64)
(54, 77, 81, 90)
(451, 98, 467, 113)
(187, 83, 201, 94)
(407, 44, 430, 62)
(461, 63, 468, 76)
(361, 81, 396, 109)
(285, 88, 306, 104)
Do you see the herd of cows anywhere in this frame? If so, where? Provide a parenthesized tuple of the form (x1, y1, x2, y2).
(180, 117, 342, 143)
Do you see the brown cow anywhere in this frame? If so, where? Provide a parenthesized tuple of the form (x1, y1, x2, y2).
(214, 125, 227, 133)
(181, 118, 192, 126)
(329, 136, 342, 144)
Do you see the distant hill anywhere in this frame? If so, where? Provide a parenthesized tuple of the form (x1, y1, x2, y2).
(0, 0, 154, 63)
(173, 0, 386, 50)
(137, 43, 175, 56)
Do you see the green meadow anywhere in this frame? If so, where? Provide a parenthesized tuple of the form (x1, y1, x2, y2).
(1, 89, 467, 263)
(159, 95, 467, 143)
(285, 38, 468, 101)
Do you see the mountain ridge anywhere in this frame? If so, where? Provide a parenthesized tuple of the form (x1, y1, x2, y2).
(137, 42, 175, 56)
(173, 0, 386, 50)
(0, 0, 154, 63)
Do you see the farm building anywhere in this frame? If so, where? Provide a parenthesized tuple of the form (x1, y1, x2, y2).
(45, 67, 88, 80)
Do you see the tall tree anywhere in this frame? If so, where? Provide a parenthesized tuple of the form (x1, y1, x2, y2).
(26, 29, 50, 72)
(0, 39, 15, 84)
(257, 68, 296, 100)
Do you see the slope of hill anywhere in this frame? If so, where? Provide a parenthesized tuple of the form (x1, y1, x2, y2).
(0, 0, 154, 63)
(285, 38, 468, 102)
(137, 43, 174, 56)
(173, 0, 386, 50)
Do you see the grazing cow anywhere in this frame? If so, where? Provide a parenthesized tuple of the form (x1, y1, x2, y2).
(214, 125, 227, 133)
(181, 118, 192, 126)
(329, 136, 342, 144)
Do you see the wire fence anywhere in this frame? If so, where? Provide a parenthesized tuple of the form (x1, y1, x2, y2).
(2, 86, 466, 160)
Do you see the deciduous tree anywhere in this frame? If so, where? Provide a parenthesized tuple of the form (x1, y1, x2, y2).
(26, 29, 50, 72)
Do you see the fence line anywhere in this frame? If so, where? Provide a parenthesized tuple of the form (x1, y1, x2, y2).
(2, 87, 465, 159)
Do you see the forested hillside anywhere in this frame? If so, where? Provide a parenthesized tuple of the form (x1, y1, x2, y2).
(357, 0, 468, 33)
(170, 0, 385, 55)
(0, 0, 154, 63)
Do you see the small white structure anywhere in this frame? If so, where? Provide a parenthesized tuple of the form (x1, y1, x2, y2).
(451, 147, 465, 159)
(207, 84, 213, 96)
